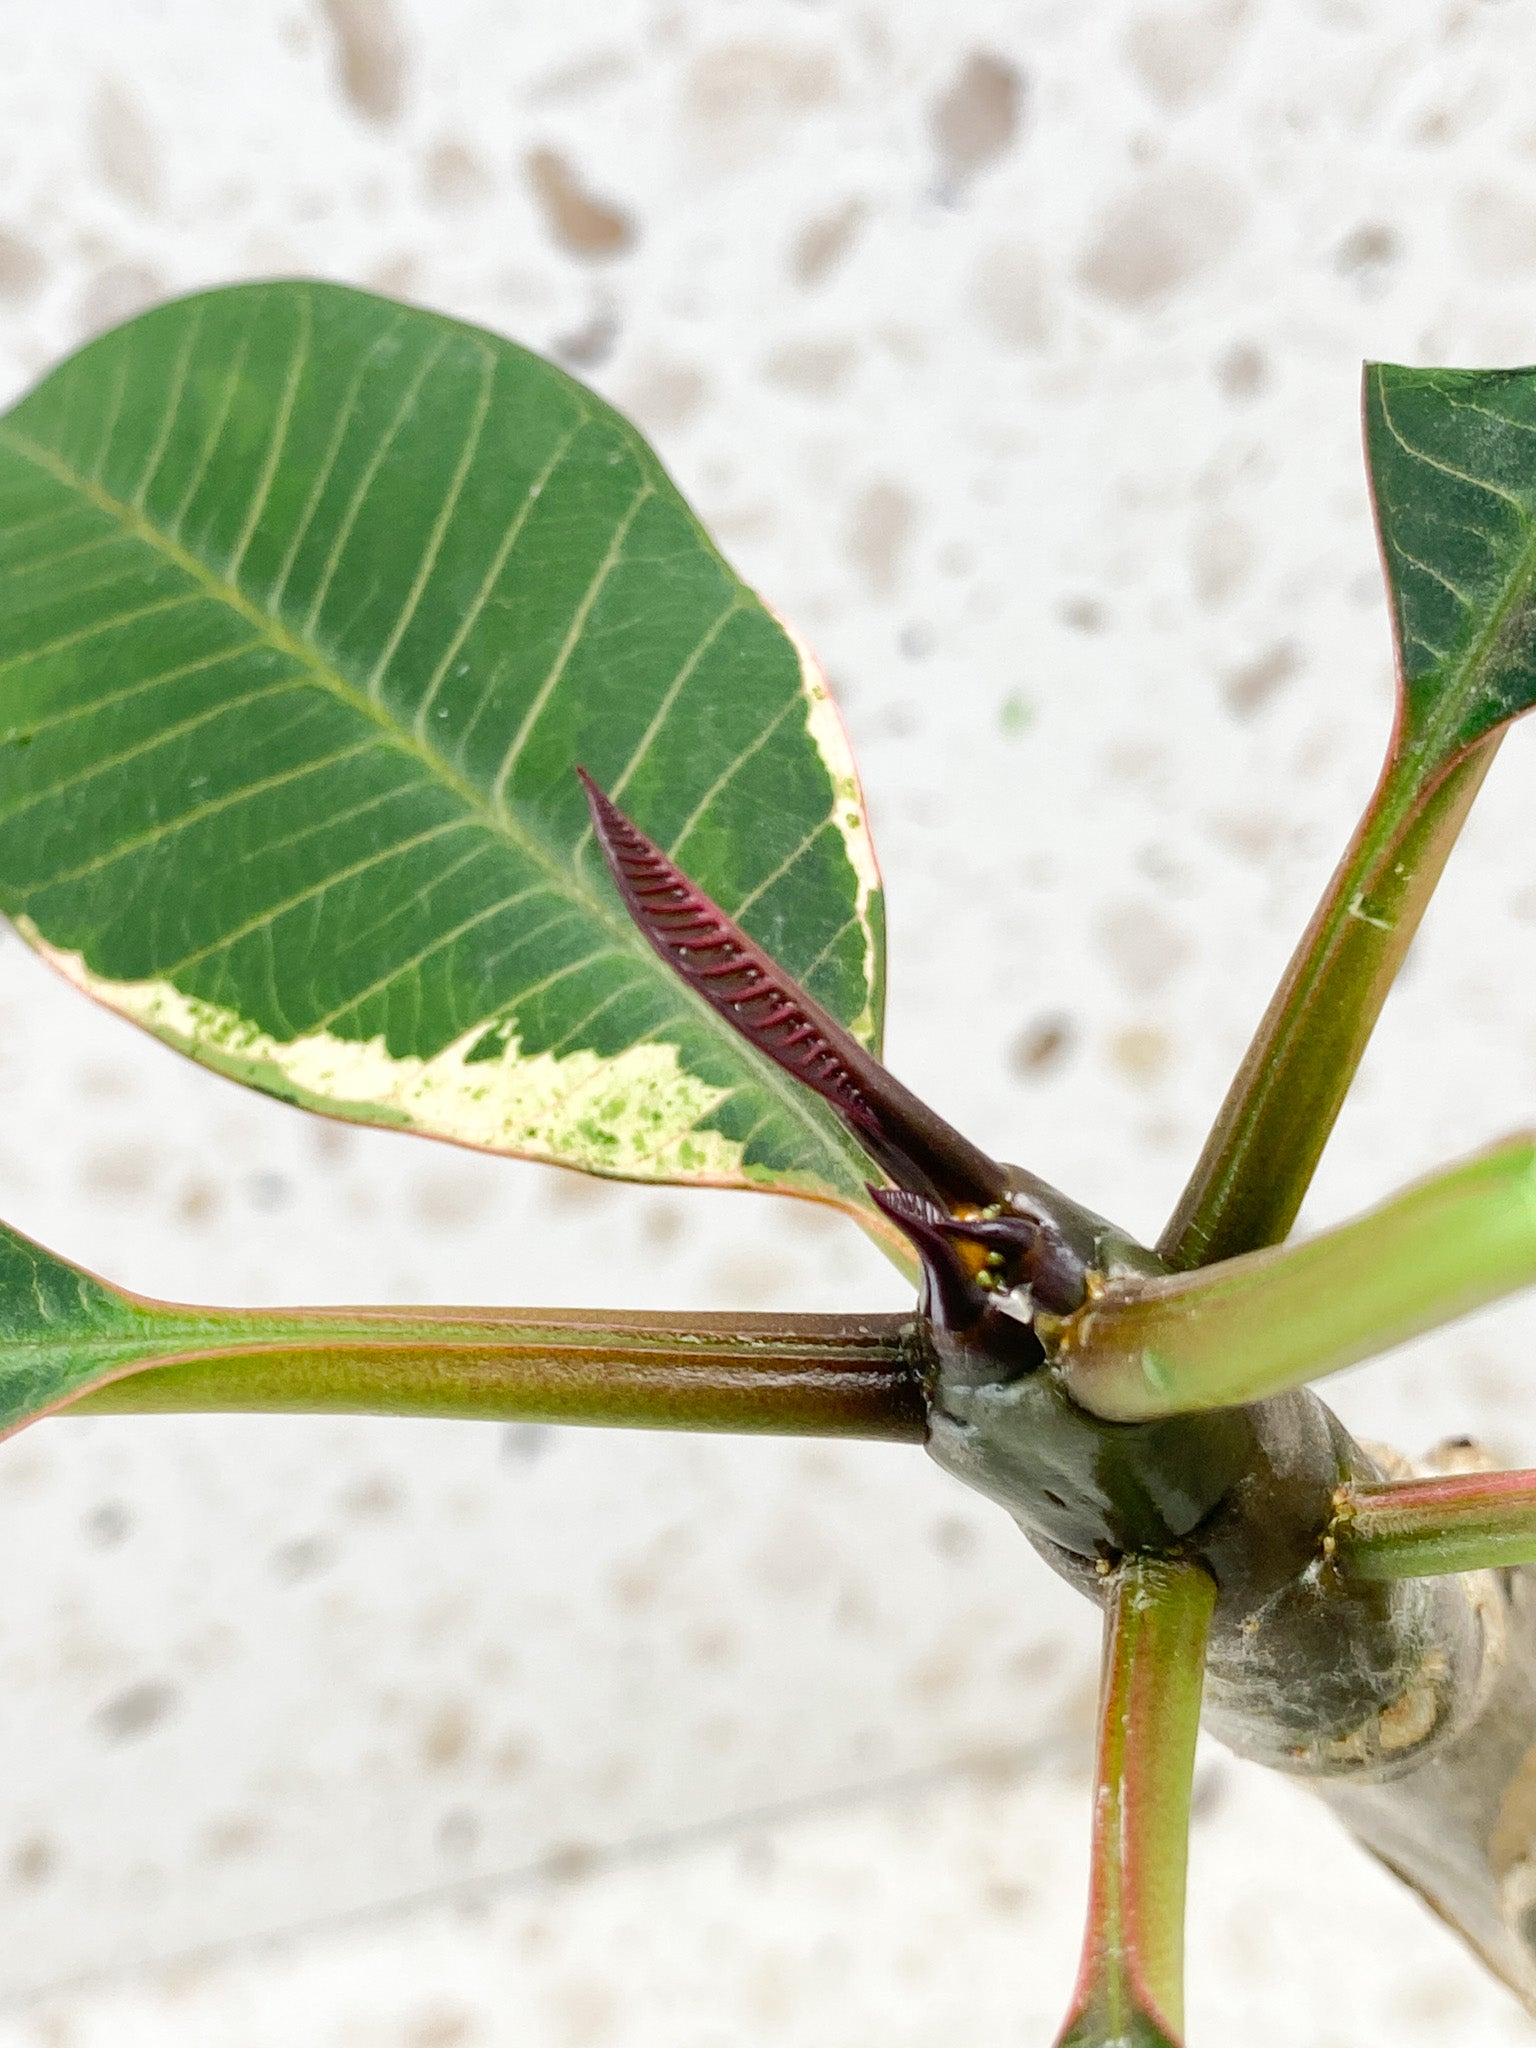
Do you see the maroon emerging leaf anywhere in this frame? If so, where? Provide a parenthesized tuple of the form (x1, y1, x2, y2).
(868, 1187, 989, 1328)
(579, 769, 1006, 1209)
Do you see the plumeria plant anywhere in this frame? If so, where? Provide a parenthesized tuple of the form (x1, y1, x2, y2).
(6, 282, 1536, 2043)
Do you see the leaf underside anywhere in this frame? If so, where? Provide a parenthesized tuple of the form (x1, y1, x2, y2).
(0, 282, 886, 1213)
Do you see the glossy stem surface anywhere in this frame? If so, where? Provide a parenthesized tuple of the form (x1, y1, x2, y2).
(1056, 1555, 1214, 2048)
(1336, 1468, 1536, 1578)
(1063, 1134, 1536, 1422)
(64, 1303, 930, 1441)
(1159, 736, 1498, 1272)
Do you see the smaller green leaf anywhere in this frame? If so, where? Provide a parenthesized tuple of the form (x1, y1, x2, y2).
(1369, 364, 1536, 763)
(1162, 359, 1536, 1274)
(1158, 740, 1494, 1272)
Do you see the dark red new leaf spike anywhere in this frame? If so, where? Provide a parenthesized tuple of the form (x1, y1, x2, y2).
(578, 769, 1007, 1209)
(867, 1186, 987, 1328)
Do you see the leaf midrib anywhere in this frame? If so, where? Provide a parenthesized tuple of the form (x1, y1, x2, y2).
(0, 420, 612, 926)
(0, 422, 876, 1193)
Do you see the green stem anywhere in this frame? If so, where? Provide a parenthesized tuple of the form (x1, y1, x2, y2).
(1061, 1134, 1536, 1423)
(1159, 736, 1500, 1272)
(1335, 1469, 1536, 1578)
(62, 1303, 930, 1441)
(1055, 1554, 1214, 2048)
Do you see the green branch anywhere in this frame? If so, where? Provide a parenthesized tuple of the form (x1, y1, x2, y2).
(1164, 361, 1536, 1271)
(1061, 1135, 1536, 1422)
(0, 1202, 928, 1442)
(1158, 738, 1498, 1271)
(59, 1301, 931, 1441)
(1334, 1468, 1536, 1578)
(1054, 1555, 1214, 2048)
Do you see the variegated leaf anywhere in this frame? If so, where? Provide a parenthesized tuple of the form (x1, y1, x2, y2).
(0, 282, 886, 1212)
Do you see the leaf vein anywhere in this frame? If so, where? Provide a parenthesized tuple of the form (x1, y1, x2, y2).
(170, 330, 252, 542)
(131, 300, 206, 512)
(10, 637, 272, 741)
(13, 736, 385, 893)
(154, 817, 486, 978)
(410, 413, 588, 741)
(300, 332, 454, 640)
(489, 479, 655, 808)
(309, 898, 592, 1034)
(0, 590, 204, 677)
(227, 289, 313, 580)
(668, 689, 800, 859)
(731, 817, 830, 921)
(366, 341, 497, 703)
(267, 309, 410, 613)
(0, 677, 319, 828)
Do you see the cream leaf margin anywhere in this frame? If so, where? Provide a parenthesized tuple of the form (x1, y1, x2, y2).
(768, 603, 884, 1049)
(18, 920, 787, 1190)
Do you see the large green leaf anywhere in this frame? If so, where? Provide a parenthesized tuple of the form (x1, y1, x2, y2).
(0, 282, 885, 1211)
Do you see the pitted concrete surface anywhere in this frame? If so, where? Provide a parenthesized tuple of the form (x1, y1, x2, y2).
(1, 1, 1536, 2039)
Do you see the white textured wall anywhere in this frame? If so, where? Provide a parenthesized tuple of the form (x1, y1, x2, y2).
(2, 0, 1536, 2041)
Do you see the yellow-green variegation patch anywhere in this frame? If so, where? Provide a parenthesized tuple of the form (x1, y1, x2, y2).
(0, 282, 886, 1216)
(28, 922, 767, 1187)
